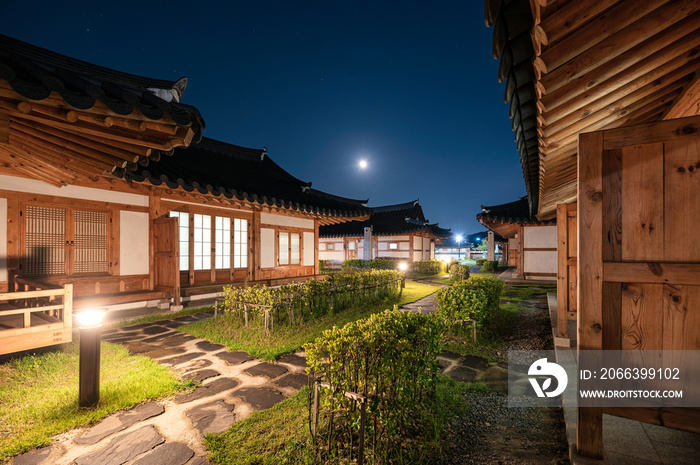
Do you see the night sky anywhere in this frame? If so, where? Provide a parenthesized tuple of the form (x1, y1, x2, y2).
(1, 1, 526, 236)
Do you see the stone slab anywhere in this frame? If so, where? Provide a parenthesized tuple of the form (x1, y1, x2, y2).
(460, 354, 490, 370)
(439, 350, 463, 360)
(446, 366, 478, 383)
(159, 320, 185, 329)
(131, 442, 194, 465)
(277, 353, 307, 367)
(244, 362, 288, 379)
(122, 322, 154, 330)
(474, 365, 509, 392)
(75, 402, 164, 445)
(12, 446, 51, 465)
(141, 325, 171, 335)
(124, 342, 186, 359)
(195, 341, 225, 352)
(180, 358, 213, 372)
(174, 377, 240, 404)
(158, 352, 205, 366)
(189, 457, 211, 465)
(185, 369, 221, 383)
(159, 334, 196, 347)
(234, 387, 286, 411)
(74, 425, 164, 465)
(215, 350, 254, 365)
(103, 331, 139, 341)
(274, 372, 309, 390)
(185, 399, 235, 435)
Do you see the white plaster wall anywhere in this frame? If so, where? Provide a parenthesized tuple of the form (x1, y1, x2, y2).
(260, 212, 314, 230)
(423, 238, 430, 258)
(413, 236, 421, 249)
(378, 250, 410, 259)
(260, 228, 275, 268)
(320, 251, 346, 261)
(524, 251, 557, 274)
(0, 174, 148, 206)
(378, 242, 388, 251)
(379, 235, 409, 242)
(0, 198, 6, 283)
(303, 232, 315, 266)
(412, 251, 422, 261)
(399, 242, 410, 251)
(523, 226, 557, 248)
(119, 211, 149, 275)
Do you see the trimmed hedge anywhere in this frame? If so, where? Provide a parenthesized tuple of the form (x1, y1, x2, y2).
(475, 258, 487, 266)
(434, 275, 504, 328)
(222, 270, 402, 329)
(304, 309, 443, 462)
(450, 263, 470, 280)
(342, 258, 443, 275)
(482, 260, 499, 272)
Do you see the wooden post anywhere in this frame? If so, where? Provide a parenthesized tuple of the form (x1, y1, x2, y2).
(312, 382, 320, 438)
(557, 204, 569, 338)
(577, 131, 604, 459)
(244, 303, 249, 328)
(64, 283, 73, 330)
(358, 399, 366, 465)
(264, 309, 270, 332)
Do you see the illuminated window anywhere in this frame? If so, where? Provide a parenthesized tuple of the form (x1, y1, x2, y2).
(389, 242, 398, 250)
(234, 218, 247, 268)
(170, 211, 190, 271)
(290, 233, 300, 265)
(215, 216, 230, 269)
(327, 243, 334, 250)
(279, 232, 289, 265)
(348, 241, 356, 250)
(193, 214, 211, 270)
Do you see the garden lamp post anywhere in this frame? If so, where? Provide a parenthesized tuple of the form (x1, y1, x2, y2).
(456, 235, 463, 261)
(398, 262, 408, 288)
(76, 308, 107, 407)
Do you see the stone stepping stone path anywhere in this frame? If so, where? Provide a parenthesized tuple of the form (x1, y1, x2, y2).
(12, 311, 309, 465)
(438, 351, 510, 392)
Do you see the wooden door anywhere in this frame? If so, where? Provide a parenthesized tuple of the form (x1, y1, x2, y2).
(153, 217, 180, 306)
(578, 116, 700, 458)
(508, 238, 519, 266)
(556, 203, 577, 338)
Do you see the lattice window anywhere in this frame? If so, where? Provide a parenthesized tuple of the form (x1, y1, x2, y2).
(170, 211, 189, 271)
(193, 214, 211, 270)
(279, 232, 289, 265)
(74, 210, 108, 274)
(25, 206, 66, 276)
(290, 233, 300, 265)
(215, 216, 230, 269)
(234, 218, 247, 269)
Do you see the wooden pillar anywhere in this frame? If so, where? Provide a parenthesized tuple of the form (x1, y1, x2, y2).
(6, 197, 20, 289)
(148, 191, 162, 290)
(314, 220, 320, 275)
(577, 131, 604, 459)
(487, 230, 495, 261)
(517, 225, 525, 277)
(557, 204, 569, 339)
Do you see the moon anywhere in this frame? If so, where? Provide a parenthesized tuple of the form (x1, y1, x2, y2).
(359, 159, 368, 169)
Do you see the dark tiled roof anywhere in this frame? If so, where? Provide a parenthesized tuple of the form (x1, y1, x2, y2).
(124, 137, 371, 218)
(0, 34, 204, 134)
(485, 0, 539, 217)
(320, 200, 452, 238)
(477, 197, 555, 226)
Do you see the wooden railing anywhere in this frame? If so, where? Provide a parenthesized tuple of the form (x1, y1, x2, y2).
(0, 276, 73, 355)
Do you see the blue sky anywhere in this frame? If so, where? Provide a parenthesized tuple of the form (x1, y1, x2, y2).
(1, 1, 527, 235)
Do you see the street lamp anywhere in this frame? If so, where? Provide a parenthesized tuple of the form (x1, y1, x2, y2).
(455, 235, 463, 261)
(75, 308, 107, 407)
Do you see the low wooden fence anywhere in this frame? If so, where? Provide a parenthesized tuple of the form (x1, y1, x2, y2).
(0, 276, 73, 355)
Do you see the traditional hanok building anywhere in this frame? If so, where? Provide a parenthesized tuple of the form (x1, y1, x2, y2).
(318, 200, 451, 263)
(486, 0, 700, 459)
(0, 35, 369, 354)
(477, 197, 556, 280)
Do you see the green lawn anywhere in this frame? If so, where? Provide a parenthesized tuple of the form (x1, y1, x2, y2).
(206, 378, 469, 465)
(0, 338, 186, 462)
(181, 279, 438, 361)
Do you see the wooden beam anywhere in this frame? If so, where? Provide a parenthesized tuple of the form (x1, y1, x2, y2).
(602, 113, 700, 148)
(538, 5, 700, 95)
(0, 142, 85, 182)
(538, 0, 671, 74)
(539, 0, 624, 47)
(0, 112, 8, 144)
(662, 72, 700, 119)
(604, 262, 700, 285)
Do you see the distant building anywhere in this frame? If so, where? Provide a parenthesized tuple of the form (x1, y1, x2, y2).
(319, 200, 451, 263)
(435, 231, 505, 262)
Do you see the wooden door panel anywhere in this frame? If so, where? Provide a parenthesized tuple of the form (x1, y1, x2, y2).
(153, 217, 179, 305)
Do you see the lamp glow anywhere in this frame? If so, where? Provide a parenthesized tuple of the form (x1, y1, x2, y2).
(398, 262, 408, 272)
(76, 309, 107, 328)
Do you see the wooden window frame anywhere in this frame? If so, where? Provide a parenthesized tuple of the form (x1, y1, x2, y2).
(21, 202, 112, 278)
(275, 226, 307, 267)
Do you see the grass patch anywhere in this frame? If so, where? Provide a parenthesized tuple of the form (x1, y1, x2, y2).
(206, 377, 468, 465)
(501, 283, 556, 302)
(112, 305, 213, 328)
(181, 280, 437, 361)
(0, 338, 185, 462)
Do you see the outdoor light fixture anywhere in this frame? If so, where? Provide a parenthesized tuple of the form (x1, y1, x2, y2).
(76, 308, 107, 408)
(456, 235, 463, 261)
(398, 262, 408, 272)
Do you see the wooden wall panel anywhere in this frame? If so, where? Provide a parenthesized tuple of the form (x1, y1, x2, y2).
(664, 140, 700, 261)
(621, 143, 664, 261)
(662, 284, 700, 350)
(620, 283, 663, 350)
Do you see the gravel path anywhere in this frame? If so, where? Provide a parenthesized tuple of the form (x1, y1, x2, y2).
(441, 289, 570, 465)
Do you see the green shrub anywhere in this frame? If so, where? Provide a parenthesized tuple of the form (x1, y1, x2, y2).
(304, 309, 443, 463)
(434, 275, 504, 328)
(475, 258, 487, 266)
(410, 259, 443, 275)
(222, 270, 402, 329)
(450, 263, 470, 280)
(482, 260, 499, 272)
